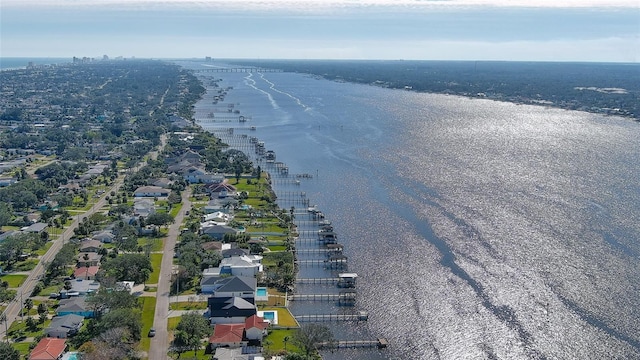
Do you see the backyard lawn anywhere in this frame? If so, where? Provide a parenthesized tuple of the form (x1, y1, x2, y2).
(0, 274, 28, 288)
(138, 296, 157, 353)
(147, 253, 163, 284)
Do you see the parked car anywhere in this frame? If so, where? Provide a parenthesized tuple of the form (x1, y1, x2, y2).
(148, 328, 156, 337)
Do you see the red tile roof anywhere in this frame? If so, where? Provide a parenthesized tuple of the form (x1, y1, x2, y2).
(30, 337, 66, 360)
(73, 266, 100, 278)
(209, 323, 245, 344)
(245, 314, 268, 330)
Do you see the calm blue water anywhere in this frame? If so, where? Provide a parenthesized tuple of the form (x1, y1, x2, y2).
(256, 288, 268, 296)
(185, 61, 640, 359)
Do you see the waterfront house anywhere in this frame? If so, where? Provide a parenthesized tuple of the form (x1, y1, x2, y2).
(211, 276, 256, 298)
(244, 314, 269, 341)
(205, 181, 237, 198)
(133, 186, 169, 197)
(218, 255, 263, 277)
(44, 314, 84, 338)
(208, 296, 257, 324)
(209, 323, 247, 349)
(29, 337, 67, 360)
(204, 198, 236, 214)
(202, 211, 234, 224)
(201, 224, 239, 240)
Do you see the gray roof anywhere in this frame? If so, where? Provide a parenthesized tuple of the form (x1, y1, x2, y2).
(23, 222, 47, 233)
(48, 314, 84, 329)
(57, 297, 89, 312)
(214, 276, 256, 294)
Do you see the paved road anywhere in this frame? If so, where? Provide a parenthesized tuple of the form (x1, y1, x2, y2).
(0, 175, 124, 340)
(0, 135, 166, 340)
(149, 188, 192, 360)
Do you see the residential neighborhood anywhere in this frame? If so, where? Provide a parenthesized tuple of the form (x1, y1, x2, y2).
(0, 60, 329, 360)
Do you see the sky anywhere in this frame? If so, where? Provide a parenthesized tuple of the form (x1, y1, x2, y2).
(1, 0, 638, 62)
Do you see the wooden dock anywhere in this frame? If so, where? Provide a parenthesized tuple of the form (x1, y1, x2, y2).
(296, 277, 340, 284)
(317, 338, 389, 349)
(295, 311, 368, 322)
(288, 291, 356, 305)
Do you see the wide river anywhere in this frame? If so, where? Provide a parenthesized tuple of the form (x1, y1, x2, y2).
(185, 62, 640, 360)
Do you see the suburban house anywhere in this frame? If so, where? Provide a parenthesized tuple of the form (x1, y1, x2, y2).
(76, 252, 101, 267)
(205, 181, 237, 198)
(204, 198, 236, 214)
(79, 239, 103, 253)
(73, 266, 99, 281)
(221, 248, 248, 259)
(133, 198, 156, 218)
(44, 314, 84, 338)
(212, 347, 264, 360)
(210, 276, 256, 298)
(57, 297, 95, 318)
(68, 279, 100, 295)
(218, 255, 263, 277)
(133, 186, 169, 197)
(151, 178, 173, 188)
(244, 314, 269, 341)
(201, 224, 239, 240)
(202, 211, 234, 224)
(201, 241, 229, 252)
(29, 337, 67, 360)
(92, 230, 115, 243)
(0, 177, 17, 187)
(22, 222, 48, 233)
(209, 323, 247, 349)
(208, 296, 257, 324)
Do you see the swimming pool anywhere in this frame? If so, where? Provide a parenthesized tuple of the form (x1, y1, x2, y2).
(257, 310, 278, 324)
(255, 287, 268, 301)
(62, 352, 79, 360)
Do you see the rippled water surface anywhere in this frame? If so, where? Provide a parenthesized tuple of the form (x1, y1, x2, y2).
(187, 62, 640, 359)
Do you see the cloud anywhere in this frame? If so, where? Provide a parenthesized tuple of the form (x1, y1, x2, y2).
(2, 0, 637, 10)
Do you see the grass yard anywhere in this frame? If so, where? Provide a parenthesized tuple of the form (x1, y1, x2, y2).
(169, 301, 208, 311)
(264, 328, 300, 354)
(34, 242, 53, 256)
(138, 237, 164, 252)
(147, 253, 163, 284)
(169, 203, 183, 218)
(138, 296, 157, 353)
(1, 274, 28, 288)
(14, 259, 39, 272)
(12, 341, 31, 356)
(167, 316, 180, 330)
(263, 307, 298, 328)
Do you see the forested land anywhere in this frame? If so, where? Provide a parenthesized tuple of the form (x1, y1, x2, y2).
(232, 59, 639, 120)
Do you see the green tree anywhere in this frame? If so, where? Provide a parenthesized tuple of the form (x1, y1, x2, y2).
(0, 203, 12, 227)
(173, 312, 211, 355)
(101, 253, 153, 284)
(292, 323, 335, 358)
(146, 212, 174, 227)
(0, 342, 20, 360)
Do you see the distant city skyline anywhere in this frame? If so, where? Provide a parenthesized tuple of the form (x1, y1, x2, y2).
(1, 0, 638, 62)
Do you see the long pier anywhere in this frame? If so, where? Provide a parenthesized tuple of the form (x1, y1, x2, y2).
(317, 338, 389, 349)
(295, 311, 369, 322)
(288, 292, 356, 305)
(194, 67, 283, 73)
